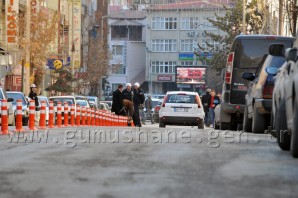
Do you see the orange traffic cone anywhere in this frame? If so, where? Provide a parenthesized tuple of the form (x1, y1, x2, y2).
(28, 100, 37, 131)
(64, 102, 69, 127)
(39, 101, 47, 130)
(48, 101, 55, 128)
(91, 108, 95, 126)
(70, 104, 75, 126)
(56, 102, 63, 127)
(76, 105, 81, 126)
(14, 99, 25, 132)
(1, 99, 11, 135)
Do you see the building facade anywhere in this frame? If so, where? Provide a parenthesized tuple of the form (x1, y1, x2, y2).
(145, 1, 228, 94)
(106, 8, 146, 95)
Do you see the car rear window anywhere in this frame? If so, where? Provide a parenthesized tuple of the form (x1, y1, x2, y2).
(233, 39, 293, 68)
(165, 94, 196, 104)
(50, 98, 75, 106)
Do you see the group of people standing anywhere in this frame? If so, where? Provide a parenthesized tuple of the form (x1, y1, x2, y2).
(111, 82, 145, 127)
(201, 89, 221, 128)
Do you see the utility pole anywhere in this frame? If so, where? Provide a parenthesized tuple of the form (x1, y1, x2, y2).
(278, 0, 284, 35)
(24, 0, 31, 95)
(71, 0, 75, 95)
(242, 0, 246, 34)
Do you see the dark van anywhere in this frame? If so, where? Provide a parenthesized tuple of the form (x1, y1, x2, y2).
(219, 35, 294, 130)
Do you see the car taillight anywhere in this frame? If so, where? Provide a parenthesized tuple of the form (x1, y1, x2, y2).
(162, 95, 168, 107)
(225, 52, 234, 84)
(155, 106, 160, 111)
(263, 84, 274, 99)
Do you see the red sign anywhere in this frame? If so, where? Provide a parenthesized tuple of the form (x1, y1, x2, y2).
(158, 75, 172, 81)
(13, 75, 22, 86)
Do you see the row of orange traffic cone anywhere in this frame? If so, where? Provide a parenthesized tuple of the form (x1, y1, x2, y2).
(0, 99, 134, 135)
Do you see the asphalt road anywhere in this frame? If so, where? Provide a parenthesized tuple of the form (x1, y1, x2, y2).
(0, 123, 298, 198)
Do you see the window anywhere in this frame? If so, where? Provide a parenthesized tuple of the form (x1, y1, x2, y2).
(166, 94, 196, 104)
(181, 17, 200, 30)
(152, 17, 177, 30)
(111, 64, 126, 74)
(180, 39, 194, 52)
(151, 39, 177, 52)
(112, 83, 123, 92)
(151, 61, 176, 74)
(180, 61, 195, 66)
(111, 45, 123, 56)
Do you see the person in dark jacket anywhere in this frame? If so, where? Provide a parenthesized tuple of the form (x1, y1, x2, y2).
(145, 95, 153, 124)
(28, 84, 40, 125)
(111, 84, 124, 115)
(132, 82, 145, 127)
(201, 89, 211, 126)
(122, 83, 133, 102)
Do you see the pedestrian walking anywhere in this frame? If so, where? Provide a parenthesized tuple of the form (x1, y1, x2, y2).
(111, 84, 124, 115)
(208, 90, 220, 128)
(28, 84, 40, 125)
(132, 82, 145, 127)
(145, 94, 153, 124)
(139, 102, 146, 125)
(201, 89, 211, 127)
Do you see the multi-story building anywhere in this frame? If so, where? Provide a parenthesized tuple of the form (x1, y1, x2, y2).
(106, 7, 146, 94)
(145, 0, 229, 94)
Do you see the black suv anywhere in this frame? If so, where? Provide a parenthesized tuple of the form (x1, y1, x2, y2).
(219, 35, 294, 130)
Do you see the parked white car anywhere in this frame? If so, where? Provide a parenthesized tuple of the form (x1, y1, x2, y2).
(271, 46, 298, 157)
(159, 91, 204, 128)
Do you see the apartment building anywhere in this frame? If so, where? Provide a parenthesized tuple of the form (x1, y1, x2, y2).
(106, 7, 146, 94)
(145, 0, 229, 94)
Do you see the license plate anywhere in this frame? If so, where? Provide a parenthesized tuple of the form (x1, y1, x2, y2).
(174, 107, 188, 112)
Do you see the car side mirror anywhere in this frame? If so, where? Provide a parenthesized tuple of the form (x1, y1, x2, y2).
(285, 47, 297, 62)
(242, 72, 255, 81)
(266, 66, 279, 76)
(269, 44, 285, 56)
(7, 98, 14, 102)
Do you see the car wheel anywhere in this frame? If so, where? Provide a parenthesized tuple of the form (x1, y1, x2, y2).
(252, 105, 266, 133)
(159, 121, 165, 128)
(220, 122, 231, 130)
(276, 99, 291, 151)
(291, 101, 298, 157)
(198, 121, 204, 129)
(214, 122, 219, 129)
(23, 117, 29, 126)
(243, 105, 252, 132)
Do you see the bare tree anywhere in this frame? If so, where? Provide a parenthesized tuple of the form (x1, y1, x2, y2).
(18, 1, 58, 87)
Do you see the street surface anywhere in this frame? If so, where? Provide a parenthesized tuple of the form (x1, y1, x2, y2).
(0, 123, 298, 198)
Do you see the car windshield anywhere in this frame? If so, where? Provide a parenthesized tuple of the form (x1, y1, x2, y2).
(88, 98, 95, 103)
(77, 100, 88, 106)
(7, 93, 26, 106)
(50, 98, 75, 106)
(166, 94, 196, 104)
